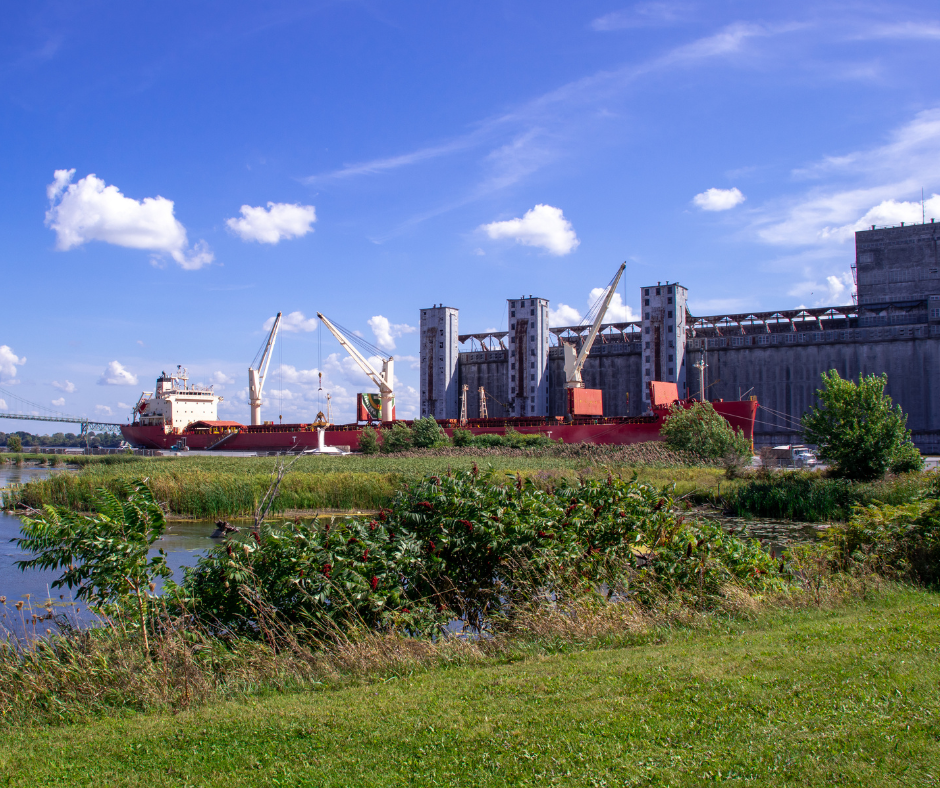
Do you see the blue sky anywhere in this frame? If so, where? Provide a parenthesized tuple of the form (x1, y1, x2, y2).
(2, 1, 940, 429)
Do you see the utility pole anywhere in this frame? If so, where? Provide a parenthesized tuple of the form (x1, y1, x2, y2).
(692, 348, 708, 401)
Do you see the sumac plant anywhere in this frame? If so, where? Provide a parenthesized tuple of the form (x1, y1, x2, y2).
(183, 471, 782, 636)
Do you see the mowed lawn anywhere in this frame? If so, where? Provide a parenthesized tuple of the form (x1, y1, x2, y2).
(0, 588, 937, 787)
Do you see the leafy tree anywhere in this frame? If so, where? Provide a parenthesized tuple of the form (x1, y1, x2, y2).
(16, 480, 171, 654)
(381, 422, 413, 453)
(6, 435, 21, 453)
(411, 417, 446, 448)
(660, 401, 752, 461)
(358, 425, 381, 454)
(803, 371, 916, 480)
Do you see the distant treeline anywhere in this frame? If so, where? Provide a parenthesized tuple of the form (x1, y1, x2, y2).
(0, 430, 123, 448)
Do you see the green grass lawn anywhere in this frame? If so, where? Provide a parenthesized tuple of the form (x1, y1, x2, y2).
(1, 587, 937, 786)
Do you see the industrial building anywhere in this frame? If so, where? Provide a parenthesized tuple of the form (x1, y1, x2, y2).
(419, 222, 940, 452)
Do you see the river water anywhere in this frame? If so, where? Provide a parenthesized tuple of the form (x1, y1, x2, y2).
(0, 465, 220, 638)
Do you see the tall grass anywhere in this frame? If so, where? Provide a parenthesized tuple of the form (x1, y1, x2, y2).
(723, 471, 933, 522)
(7, 450, 723, 518)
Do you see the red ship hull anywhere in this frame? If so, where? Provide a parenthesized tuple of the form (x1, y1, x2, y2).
(121, 399, 758, 453)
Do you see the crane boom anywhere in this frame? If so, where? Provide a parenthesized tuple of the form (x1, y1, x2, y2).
(249, 312, 282, 426)
(564, 262, 626, 389)
(317, 312, 396, 421)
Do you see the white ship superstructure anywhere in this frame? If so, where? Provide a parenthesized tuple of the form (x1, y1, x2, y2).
(134, 367, 221, 430)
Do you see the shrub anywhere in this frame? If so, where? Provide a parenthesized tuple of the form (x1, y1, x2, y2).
(6, 435, 22, 453)
(829, 498, 940, 586)
(16, 480, 171, 653)
(452, 428, 472, 447)
(890, 440, 924, 474)
(411, 417, 446, 448)
(803, 370, 915, 481)
(381, 422, 414, 453)
(182, 471, 783, 636)
(660, 401, 752, 461)
(358, 426, 380, 454)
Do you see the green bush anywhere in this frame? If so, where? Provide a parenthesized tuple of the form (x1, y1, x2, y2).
(803, 371, 916, 481)
(6, 435, 22, 453)
(890, 441, 924, 474)
(358, 426, 380, 454)
(829, 498, 940, 586)
(381, 422, 414, 453)
(660, 401, 752, 461)
(411, 417, 446, 448)
(182, 471, 783, 636)
(452, 428, 472, 447)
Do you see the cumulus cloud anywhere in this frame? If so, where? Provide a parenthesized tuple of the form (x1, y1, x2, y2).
(0, 345, 25, 380)
(588, 288, 638, 322)
(368, 316, 416, 351)
(549, 303, 583, 326)
(279, 365, 321, 385)
(51, 397, 65, 407)
(95, 405, 113, 416)
(211, 371, 234, 386)
(787, 271, 855, 306)
(481, 204, 580, 255)
(263, 311, 318, 333)
(45, 169, 213, 270)
(52, 379, 76, 393)
(98, 360, 138, 386)
(226, 202, 316, 244)
(693, 187, 746, 211)
(0, 398, 6, 410)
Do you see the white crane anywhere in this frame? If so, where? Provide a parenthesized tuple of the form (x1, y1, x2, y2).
(563, 262, 627, 390)
(248, 311, 282, 426)
(317, 312, 396, 422)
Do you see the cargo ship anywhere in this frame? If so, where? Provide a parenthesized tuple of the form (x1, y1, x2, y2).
(121, 369, 757, 453)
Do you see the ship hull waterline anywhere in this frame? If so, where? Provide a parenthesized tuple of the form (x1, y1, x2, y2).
(121, 400, 758, 453)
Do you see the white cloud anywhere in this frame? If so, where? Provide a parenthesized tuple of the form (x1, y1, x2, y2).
(481, 204, 580, 255)
(280, 365, 321, 385)
(95, 405, 113, 416)
(368, 315, 416, 351)
(226, 202, 316, 244)
(0, 346, 25, 380)
(118, 402, 131, 410)
(45, 170, 213, 270)
(0, 398, 6, 410)
(52, 379, 76, 393)
(693, 187, 746, 211)
(51, 397, 65, 407)
(756, 109, 940, 246)
(211, 371, 234, 386)
(263, 311, 318, 333)
(788, 271, 855, 306)
(591, 2, 690, 31)
(588, 288, 638, 322)
(549, 303, 583, 326)
(98, 360, 138, 386)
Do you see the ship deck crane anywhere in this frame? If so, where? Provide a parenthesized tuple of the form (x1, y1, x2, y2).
(563, 262, 627, 391)
(317, 312, 395, 422)
(249, 312, 282, 426)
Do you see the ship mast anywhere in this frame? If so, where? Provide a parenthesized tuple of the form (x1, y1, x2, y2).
(249, 312, 282, 426)
(317, 312, 395, 422)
